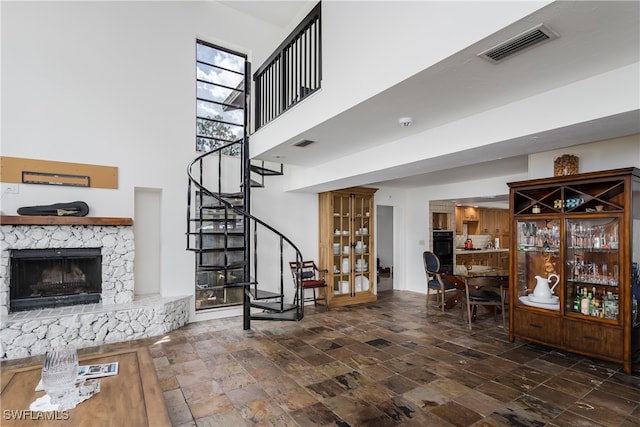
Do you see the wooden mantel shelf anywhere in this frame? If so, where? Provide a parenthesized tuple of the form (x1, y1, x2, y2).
(0, 215, 133, 226)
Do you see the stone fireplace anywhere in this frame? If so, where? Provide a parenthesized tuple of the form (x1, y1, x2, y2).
(0, 216, 190, 360)
(10, 247, 102, 311)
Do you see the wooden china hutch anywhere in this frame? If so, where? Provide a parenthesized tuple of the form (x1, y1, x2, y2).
(508, 168, 640, 374)
(319, 187, 377, 308)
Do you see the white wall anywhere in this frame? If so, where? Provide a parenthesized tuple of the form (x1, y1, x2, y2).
(282, 62, 639, 192)
(1, 1, 314, 322)
(528, 134, 640, 179)
(251, 1, 550, 157)
(250, 167, 319, 303)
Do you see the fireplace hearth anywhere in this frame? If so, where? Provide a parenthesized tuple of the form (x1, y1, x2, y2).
(1, 218, 190, 360)
(10, 247, 102, 312)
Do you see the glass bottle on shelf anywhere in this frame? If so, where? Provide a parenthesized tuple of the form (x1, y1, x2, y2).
(565, 217, 619, 320)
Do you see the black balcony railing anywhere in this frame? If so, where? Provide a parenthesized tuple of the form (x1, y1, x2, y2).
(253, 2, 321, 130)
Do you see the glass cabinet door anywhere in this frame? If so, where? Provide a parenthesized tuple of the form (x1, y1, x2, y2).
(352, 193, 372, 295)
(329, 193, 373, 296)
(515, 218, 561, 311)
(332, 193, 352, 295)
(565, 217, 620, 321)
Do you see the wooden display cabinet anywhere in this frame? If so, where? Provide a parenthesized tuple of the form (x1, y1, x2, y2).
(509, 168, 640, 374)
(319, 187, 377, 307)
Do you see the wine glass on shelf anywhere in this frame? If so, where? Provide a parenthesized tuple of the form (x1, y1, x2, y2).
(529, 223, 538, 246)
(520, 223, 528, 245)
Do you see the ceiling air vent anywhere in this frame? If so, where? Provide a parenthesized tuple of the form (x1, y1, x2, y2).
(292, 139, 316, 147)
(478, 24, 558, 63)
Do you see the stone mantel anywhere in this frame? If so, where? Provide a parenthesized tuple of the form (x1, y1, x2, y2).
(0, 215, 133, 226)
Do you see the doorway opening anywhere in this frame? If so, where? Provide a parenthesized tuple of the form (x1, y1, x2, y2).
(376, 205, 394, 292)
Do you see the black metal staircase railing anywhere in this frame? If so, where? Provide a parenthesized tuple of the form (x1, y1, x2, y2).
(250, 161, 284, 188)
(253, 2, 321, 130)
(186, 138, 306, 329)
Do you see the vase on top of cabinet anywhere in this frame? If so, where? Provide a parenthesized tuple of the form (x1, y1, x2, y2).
(319, 187, 377, 307)
(509, 167, 640, 374)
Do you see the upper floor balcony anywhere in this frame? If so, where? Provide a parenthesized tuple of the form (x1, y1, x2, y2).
(253, 2, 321, 131)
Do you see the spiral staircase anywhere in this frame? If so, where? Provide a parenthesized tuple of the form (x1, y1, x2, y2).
(186, 138, 306, 329)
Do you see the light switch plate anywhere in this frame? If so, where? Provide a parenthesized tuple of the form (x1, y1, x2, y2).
(2, 183, 19, 194)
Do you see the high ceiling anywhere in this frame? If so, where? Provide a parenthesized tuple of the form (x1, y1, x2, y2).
(227, 1, 639, 202)
(219, 1, 312, 28)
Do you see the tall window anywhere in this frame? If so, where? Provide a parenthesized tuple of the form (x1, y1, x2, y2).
(196, 40, 247, 154)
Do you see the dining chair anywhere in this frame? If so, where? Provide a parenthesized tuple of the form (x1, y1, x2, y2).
(423, 251, 457, 312)
(289, 261, 329, 310)
(463, 276, 507, 330)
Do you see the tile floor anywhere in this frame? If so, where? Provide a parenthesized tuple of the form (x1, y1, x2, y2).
(4, 290, 640, 426)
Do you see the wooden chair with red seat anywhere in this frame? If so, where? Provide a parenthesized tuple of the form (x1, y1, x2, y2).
(289, 261, 329, 310)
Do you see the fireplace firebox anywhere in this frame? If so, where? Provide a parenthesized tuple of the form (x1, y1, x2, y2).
(10, 248, 102, 312)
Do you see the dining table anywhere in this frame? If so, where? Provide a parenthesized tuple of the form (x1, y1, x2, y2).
(440, 266, 509, 310)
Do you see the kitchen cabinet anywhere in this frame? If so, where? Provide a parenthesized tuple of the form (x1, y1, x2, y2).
(455, 207, 463, 234)
(463, 207, 478, 221)
(479, 209, 505, 234)
(319, 187, 377, 307)
(455, 206, 509, 241)
(456, 250, 509, 270)
(457, 252, 489, 267)
(456, 206, 479, 234)
(479, 209, 492, 234)
(508, 167, 640, 374)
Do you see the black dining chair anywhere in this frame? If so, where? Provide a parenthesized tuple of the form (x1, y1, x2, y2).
(423, 251, 457, 313)
(462, 276, 507, 330)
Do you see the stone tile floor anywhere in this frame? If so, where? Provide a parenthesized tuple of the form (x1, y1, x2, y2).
(3, 290, 640, 426)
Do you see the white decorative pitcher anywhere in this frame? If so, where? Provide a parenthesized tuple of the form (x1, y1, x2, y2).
(532, 274, 560, 299)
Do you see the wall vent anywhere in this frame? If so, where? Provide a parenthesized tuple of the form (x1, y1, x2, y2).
(292, 139, 316, 147)
(478, 24, 558, 63)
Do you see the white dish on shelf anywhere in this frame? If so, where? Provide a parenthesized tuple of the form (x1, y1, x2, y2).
(519, 295, 559, 311)
(527, 294, 560, 304)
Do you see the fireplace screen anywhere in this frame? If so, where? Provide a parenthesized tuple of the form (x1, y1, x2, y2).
(10, 248, 102, 312)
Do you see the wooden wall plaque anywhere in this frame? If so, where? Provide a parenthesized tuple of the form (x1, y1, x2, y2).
(0, 156, 118, 189)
